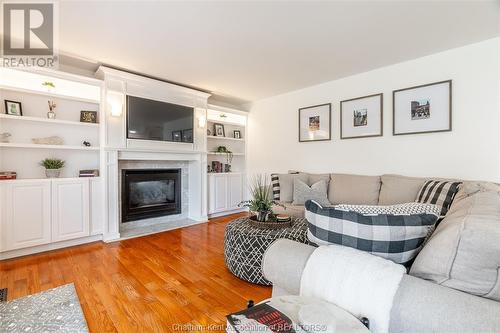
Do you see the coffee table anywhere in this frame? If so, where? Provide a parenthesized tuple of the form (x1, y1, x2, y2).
(224, 216, 308, 285)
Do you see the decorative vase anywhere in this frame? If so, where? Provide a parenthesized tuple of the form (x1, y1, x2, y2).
(47, 110, 56, 119)
(45, 169, 61, 178)
(256, 211, 269, 222)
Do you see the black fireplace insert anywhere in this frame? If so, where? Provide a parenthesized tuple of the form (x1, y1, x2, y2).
(122, 169, 181, 222)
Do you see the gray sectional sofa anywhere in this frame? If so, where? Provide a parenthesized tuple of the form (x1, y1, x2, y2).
(265, 173, 500, 332)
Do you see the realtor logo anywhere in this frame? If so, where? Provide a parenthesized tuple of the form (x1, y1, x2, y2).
(1, 2, 58, 68)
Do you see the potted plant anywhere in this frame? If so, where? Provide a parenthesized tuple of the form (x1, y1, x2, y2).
(40, 158, 65, 178)
(239, 174, 283, 222)
(215, 145, 233, 164)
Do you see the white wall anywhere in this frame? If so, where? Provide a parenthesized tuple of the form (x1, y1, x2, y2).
(248, 38, 500, 182)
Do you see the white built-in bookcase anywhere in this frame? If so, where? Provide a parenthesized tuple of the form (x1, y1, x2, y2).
(0, 68, 102, 179)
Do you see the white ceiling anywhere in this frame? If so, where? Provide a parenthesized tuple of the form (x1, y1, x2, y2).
(58, 1, 500, 105)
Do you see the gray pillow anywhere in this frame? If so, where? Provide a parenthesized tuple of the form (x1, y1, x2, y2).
(276, 173, 309, 202)
(292, 179, 330, 206)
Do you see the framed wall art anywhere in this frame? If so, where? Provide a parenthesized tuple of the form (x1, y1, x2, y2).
(393, 80, 452, 135)
(340, 93, 383, 139)
(298, 103, 331, 142)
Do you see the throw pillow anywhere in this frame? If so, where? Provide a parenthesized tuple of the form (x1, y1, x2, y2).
(271, 174, 281, 200)
(305, 200, 440, 266)
(271, 173, 309, 202)
(415, 180, 462, 218)
(292, 179, 330, 206)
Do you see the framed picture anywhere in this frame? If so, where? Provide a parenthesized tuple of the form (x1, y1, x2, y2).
(80, 110, 98, 123)
(181, 129, 193, 143)
(393, 80, 452, 135)
(4, 100, 22, 116)
(172, 130, 182, 142)
(340, 93, 383, 139)
(234, 130, 241, 139)
(298, 103, 331, 142)
(214, 123, 225, 137)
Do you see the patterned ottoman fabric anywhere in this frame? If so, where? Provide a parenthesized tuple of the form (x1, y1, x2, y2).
(224, 217, 308, 285)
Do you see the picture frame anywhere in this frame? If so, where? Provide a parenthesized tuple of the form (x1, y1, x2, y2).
(214, 123, 225, 137)
(298, 103, 331, 142)
(172, 130, 182, 142)
(340, 93, 383, 139)
(4, 100, 22, 116)
(393, 80, 452, 135)
(181, 129, 193, 143)
(80, 110, 98, 123)
(233, 130, 241, 139)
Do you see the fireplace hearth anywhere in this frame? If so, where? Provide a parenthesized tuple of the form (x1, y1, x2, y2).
(122, 169, 181, 222)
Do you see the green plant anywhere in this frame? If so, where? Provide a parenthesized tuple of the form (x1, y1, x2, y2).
(239, 174, 284, 222)
(40, 158, 65, 169)
(42, 81, 55, 88)
(216, 145, 233, 163)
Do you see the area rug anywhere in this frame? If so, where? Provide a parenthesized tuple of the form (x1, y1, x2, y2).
(0, 283, 89, 332)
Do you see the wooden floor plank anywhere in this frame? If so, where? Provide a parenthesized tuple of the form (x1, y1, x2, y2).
(0, 213, 271, 332)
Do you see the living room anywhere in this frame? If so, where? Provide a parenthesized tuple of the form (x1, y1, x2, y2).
(1, 1, 499, 332)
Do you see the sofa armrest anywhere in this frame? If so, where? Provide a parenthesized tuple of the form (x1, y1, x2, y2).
(390, 275, 500, 333)
(262, 239, 315, 295)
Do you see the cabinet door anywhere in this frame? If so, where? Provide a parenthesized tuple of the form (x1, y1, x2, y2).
(208, 175, 228, 214)
(227, 174, 242, 210)
(2, 181, 51, 251)
(52, 179, 90, 242)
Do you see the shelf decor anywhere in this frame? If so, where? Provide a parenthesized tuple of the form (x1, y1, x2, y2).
(40, 158, 65, 178)
(214, 123, 225, 137)
(299, 103, 331, 142)
(47, 100, 57, 119)
(80, 110, 97, 123)
(234, 130, 241, 139)
(4, 100, 22, 116)
(393, 80, 452, 135)
(340, 93, 383, 139)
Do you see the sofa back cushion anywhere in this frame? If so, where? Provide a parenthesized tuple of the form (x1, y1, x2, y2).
(410, 182, 500, 301)
(328, 173, 380, 205)
(379, 174, 427, 205)
(271, 173, 309, 202)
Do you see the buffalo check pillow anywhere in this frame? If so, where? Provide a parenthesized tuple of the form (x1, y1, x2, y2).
(305, 200, 441, 266)
(415, 180, 462, 218)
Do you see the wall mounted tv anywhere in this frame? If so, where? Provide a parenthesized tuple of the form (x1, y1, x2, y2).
(126, 96, 194, 143)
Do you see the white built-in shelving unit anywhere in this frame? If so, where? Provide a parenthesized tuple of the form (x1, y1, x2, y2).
(206, 104, 248, 217)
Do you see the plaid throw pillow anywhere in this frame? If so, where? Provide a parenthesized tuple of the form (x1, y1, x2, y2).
(305, 200, 440, 266)
(415, 180, 462, 218)
(271, 174, 280, 200)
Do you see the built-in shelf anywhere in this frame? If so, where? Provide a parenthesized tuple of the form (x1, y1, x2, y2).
(207, 136, 244, 142)
(207, 172, 243, 175)
(0, 85, 100, 104)
(0, 113, 99, 127)
(207, 118, 246, 126)
(208, 152, 245, 156)
(0, 142, 99, 151)
(0, 177, 100, 183)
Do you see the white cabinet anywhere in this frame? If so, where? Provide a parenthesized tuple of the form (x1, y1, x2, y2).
(1, 181, 51, 250)
(52, 179, 90, 242)
(208, 173, 243, 215)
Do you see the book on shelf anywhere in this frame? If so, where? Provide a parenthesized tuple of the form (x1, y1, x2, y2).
(79, 169, 99, 177)
(0, 171, 17, 180)
(226, 302, 296, 333)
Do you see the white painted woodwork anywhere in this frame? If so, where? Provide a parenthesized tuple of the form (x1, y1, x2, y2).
(51, 178, 90, 242)
(227, 173, 243, 210)
(208, 173, 243, 215)
(2, 181, 51, 250)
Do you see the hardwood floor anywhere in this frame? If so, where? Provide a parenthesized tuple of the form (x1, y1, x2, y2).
(0, 213, 272, 332)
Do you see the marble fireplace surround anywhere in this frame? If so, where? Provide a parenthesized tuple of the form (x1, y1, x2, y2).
(104, 149, 208, 241)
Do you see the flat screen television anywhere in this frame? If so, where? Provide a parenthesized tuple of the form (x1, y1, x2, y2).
(126, 96, 194, 143)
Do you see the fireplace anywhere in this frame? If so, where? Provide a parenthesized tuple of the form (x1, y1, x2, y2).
(121, 169, 181, 222)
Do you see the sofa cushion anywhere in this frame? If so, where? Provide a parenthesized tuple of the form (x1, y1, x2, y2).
(415, 180, 462, 218)
(379, 174, 427, 205)
(328, 173, 380, 205)
(271, 173, 309, 202)
(410, 182, 500, 301)
(292, 179, 330, 206)
(305, 200, 440, 265)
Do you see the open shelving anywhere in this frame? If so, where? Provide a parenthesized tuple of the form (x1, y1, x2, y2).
(0, 113, 99, 127)
(0, 143, 99, 151)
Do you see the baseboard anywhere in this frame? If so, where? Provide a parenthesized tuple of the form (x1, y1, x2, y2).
(102, 232, 121, 243)
(0, 235, 103, 260)
(208, 208, 247, 219)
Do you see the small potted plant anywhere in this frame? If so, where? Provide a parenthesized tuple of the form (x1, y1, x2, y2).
(239, 174, 283, 222)
(42, 81, 55, 92)
(40, 158, 65, 178)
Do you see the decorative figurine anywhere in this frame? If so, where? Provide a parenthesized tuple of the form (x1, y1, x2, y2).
(47, 100, 57, 119)
(0, 132, 11, 143)
(82, 141, 91, 147)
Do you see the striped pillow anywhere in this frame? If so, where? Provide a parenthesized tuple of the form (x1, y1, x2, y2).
(305, 200, 440, 266)
(271, 174, 280, 200)
(415, 180, 462, 218)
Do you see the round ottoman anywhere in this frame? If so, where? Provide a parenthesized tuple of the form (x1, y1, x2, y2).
(224, 216, 308, 285)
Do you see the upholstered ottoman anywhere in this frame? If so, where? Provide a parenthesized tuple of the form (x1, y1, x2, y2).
(224, 217, 308, 285)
